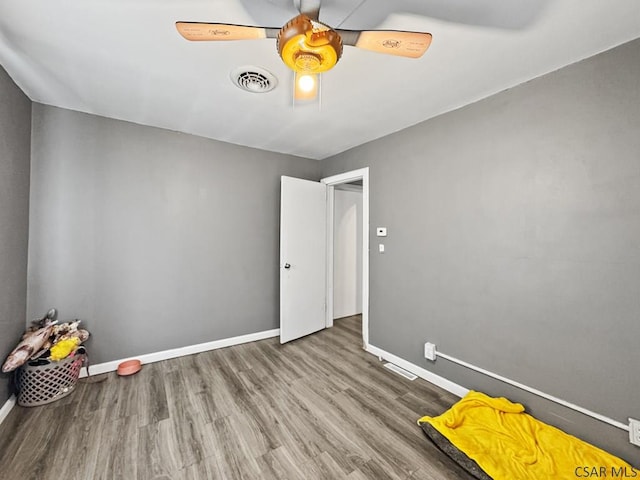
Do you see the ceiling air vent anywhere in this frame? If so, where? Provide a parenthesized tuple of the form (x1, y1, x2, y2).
(231, 66, 278, 93)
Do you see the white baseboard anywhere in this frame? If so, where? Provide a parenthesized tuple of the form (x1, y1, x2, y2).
(366, 344, 469, 398)
(80, 328, 280, 377)
(1, 328, 280, 424)
(0, 395, 16, 426)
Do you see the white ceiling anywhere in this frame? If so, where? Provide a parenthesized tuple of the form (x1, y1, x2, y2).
(1, 0, 639, 160)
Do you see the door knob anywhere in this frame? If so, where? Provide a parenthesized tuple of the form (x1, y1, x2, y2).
(284, 263, 291, 269)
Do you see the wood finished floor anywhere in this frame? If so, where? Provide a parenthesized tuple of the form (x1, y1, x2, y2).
(0, 316, 474, 480)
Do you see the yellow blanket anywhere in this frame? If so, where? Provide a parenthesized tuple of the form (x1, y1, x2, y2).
(418, 391, 635, 480)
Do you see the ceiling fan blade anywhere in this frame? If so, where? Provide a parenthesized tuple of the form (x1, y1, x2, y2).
(338, 30, 432, 59)
(175, 22, 278, 41)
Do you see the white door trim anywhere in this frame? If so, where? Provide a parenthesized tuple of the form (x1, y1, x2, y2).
(321, 167, 370, 349)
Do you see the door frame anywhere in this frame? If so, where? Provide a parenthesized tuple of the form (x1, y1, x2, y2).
(321, 167, 370, 349)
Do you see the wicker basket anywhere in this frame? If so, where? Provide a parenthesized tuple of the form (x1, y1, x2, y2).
(16, 351, 86, 407)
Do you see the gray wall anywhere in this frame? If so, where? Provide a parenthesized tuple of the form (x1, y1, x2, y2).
(28, 105, 320, 364)
(0, 67, 31, 403)
(321, 38, 640, 464)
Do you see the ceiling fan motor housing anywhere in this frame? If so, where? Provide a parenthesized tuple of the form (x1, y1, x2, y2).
(277, 14, 343, 73)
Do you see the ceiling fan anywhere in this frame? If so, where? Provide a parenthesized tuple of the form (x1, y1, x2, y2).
(175, 0, 432, 102)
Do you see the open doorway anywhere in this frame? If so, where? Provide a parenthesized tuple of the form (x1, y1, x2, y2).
(333, 182, 363, 320)
(321, 168, 369, 349)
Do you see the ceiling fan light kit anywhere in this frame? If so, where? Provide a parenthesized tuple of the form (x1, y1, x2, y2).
(293, 72, 319, 103)
(277, 14, 342, 74)
(175, 0, 432, 101)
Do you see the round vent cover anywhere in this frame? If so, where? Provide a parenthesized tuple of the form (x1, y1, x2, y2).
(231, 66, 278, 93)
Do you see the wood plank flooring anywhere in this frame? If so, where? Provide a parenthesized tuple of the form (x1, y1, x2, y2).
(0, 316, 474, 480)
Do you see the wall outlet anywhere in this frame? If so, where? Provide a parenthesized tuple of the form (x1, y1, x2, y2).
(630, 418, 640, 447)
(424, 342, 437, 361)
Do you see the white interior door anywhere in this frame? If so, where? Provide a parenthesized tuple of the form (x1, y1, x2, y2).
(280, 176, 327, 343)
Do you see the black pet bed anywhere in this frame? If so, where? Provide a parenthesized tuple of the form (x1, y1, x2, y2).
(420, 422, 492, 480)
